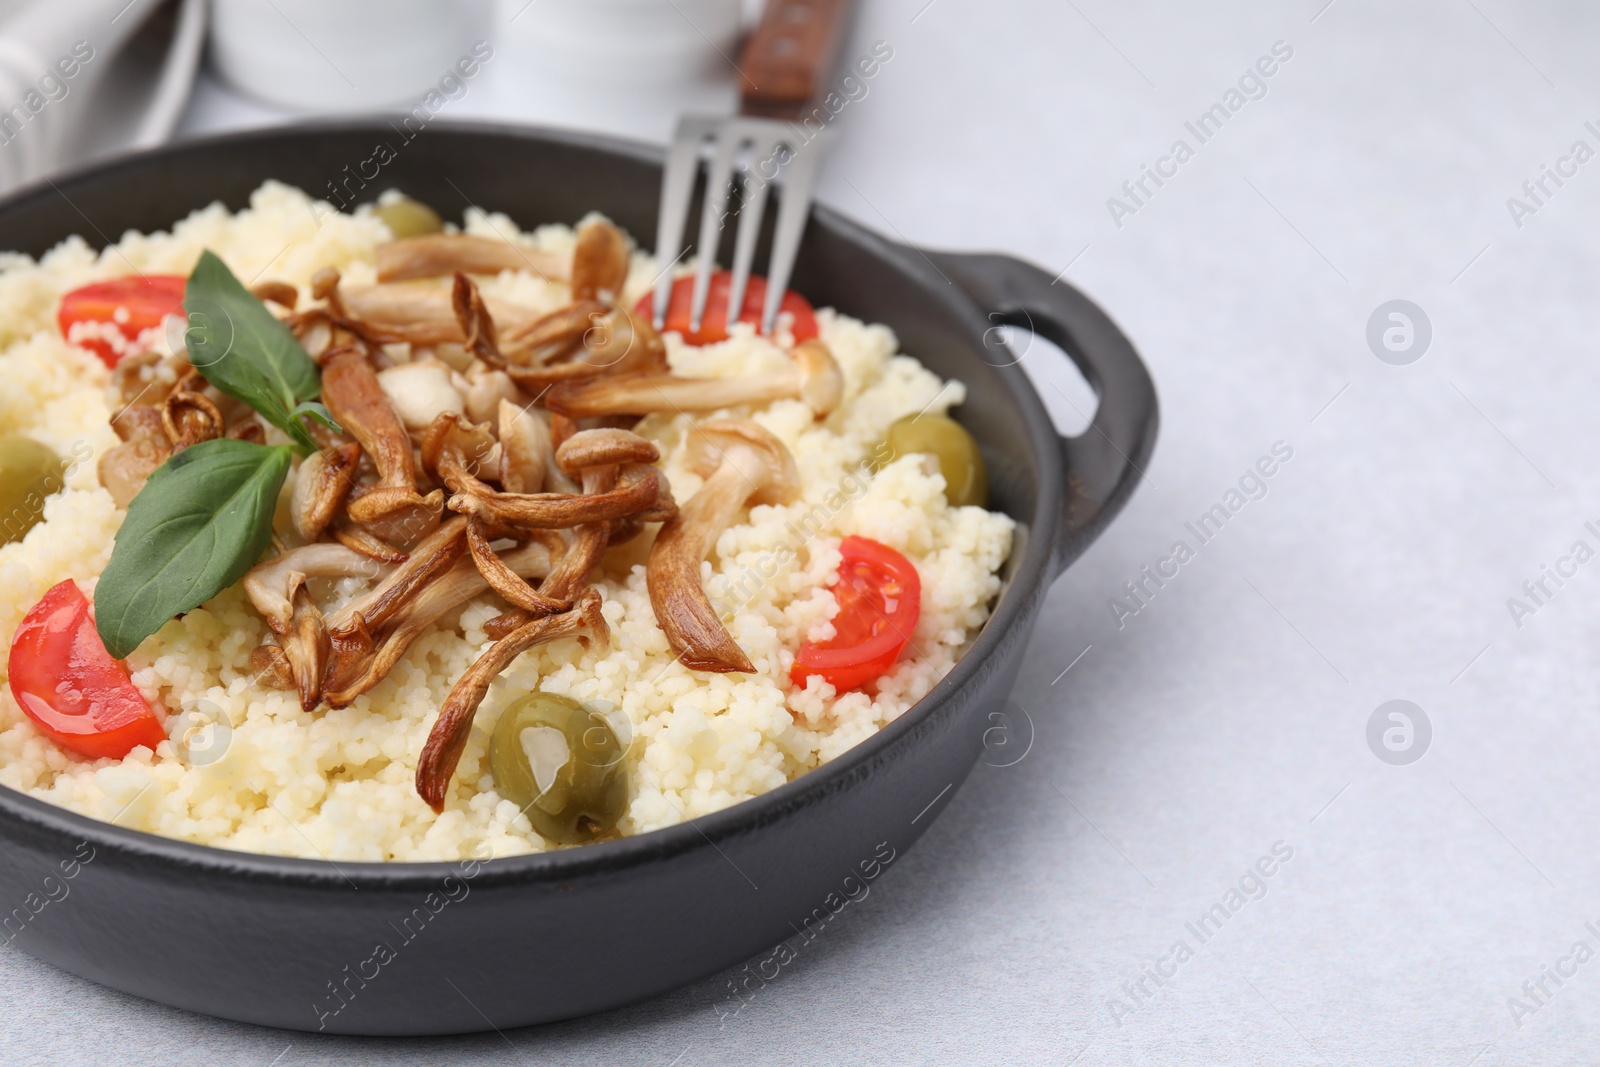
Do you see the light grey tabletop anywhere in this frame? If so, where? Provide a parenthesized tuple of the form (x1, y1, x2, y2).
(7, 1, 1600, 1063)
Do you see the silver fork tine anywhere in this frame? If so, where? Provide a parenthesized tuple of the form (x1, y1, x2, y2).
(656, 117, 833, 338)
(652, 116, 717, 330)
(760, 128, 828, 336)
(724, 126, 783, 330)
(687, 129, 743, 335)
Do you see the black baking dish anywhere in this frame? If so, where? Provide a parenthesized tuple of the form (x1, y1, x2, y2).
(0, 122, 1157, 1035)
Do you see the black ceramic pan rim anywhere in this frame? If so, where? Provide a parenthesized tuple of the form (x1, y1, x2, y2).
(0, 120, 1133, 893)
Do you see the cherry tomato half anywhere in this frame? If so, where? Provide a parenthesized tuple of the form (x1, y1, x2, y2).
(790, 537, 922, 692)
(8, 579, 164, 759)
(57, 275, 186, 368)
(634, 270, 819, 346)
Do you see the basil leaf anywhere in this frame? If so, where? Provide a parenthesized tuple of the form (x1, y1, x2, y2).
(95, 439, 293, 658)
(183, 251, 321, 452)
(289, 399, 342, 436)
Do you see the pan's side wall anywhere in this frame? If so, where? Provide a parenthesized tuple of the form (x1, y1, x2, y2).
(0, 602, 1036, 1033)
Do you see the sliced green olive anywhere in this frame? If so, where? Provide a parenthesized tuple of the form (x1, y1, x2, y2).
(489, 692, 628, 844)
(374, 197, 444, 239)
(874, 414, 988, 508)
(0, 436, 64, 545)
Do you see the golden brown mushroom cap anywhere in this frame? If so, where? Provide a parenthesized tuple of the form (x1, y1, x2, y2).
(682, 419, 800, 507)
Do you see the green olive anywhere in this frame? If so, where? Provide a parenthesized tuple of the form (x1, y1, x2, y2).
(0, 436, 64, 545)
(489, 692, 628, 844)
(874, 414, 988, 508)
(374, 197, 444, 239)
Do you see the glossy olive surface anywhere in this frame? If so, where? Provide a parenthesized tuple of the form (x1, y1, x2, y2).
(0, 435, 63, 544)
(374, 197, 443, 239)
(489, 692, 628, 845)
(876, 414, 989, 507)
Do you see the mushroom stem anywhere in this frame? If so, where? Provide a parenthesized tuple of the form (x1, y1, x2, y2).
(570, 218, 631, 304)
(376, 233, 565, 284)
(322, 541, 554, 706)
(498, 300, 608, 368)
(335, 283, 536, 346)
(415, 498, 613, 788)
(497, 399, 549, 494)
(244, 543, 389, 634)
(649, 463, 761, 673)
(452, 273, 504, 368)
(541, 521, 610, 601)
(325, 515, 468, 635)
(546, 338, 843, 420)
(466, 517, 571, 616)
(447, 465, 662, 529)
(503, 304, 668, 389)
(320, 345, 443, 537)
(284, 587, 329, 712)
(452, 427, 660, 532)
(331, 523, 410, 563)
(292, 443, 361, 542)
(421, 411, 499, 497)
(647, 420, 800, 673)
(415, 588, 608, 811)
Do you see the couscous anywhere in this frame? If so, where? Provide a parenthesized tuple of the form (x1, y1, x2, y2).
(0, 182, 1012, 862)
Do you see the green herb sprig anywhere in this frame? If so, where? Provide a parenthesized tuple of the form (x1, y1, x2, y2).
(184, 250, 325, 452)
(95, 439, 292, 657)
(95, 253, 340, 658)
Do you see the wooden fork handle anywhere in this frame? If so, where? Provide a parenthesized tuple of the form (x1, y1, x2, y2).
(737, 0, 858, 119)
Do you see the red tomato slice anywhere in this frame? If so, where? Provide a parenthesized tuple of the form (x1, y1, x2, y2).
(634, 270, 819, 346)
(8, 579, 164, 759)
(58, 275, 186, 368)
(791, 537, 922, 692)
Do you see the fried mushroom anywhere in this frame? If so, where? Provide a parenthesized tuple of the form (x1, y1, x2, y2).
(333, 282, 536, 347)
(291, 443, 361, 542)
(321, 540, 556, 707)
(502, 304, 668, 390)
(324, 515, 469, 637)
(646, 420, 800, 673)
(421, 411, 499, 496)
(282, 587, 329, 712)
(545, 338, 843, 420)
(447, 466, 663, 530)
(569, 218, 631, 304)
(452, 273, 503, 369)
(243, 542, 389, 634)
(98, 406, 171, 507)
(415, 587, 609, 811)
(376, 233, 565, 284)
(160, 390, 224, 451)
(250, 280, 299, 311)
(320, 344, 444, 541)
(497, 398, 551, 494)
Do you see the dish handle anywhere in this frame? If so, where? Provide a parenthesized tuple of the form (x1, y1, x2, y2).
(928, 250, 1159, 577)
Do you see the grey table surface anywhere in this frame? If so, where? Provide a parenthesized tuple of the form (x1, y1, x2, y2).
(6, 0, 1600, 1063)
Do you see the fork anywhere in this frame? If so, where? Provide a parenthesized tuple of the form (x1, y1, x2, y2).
(652, 0, 857, 339)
